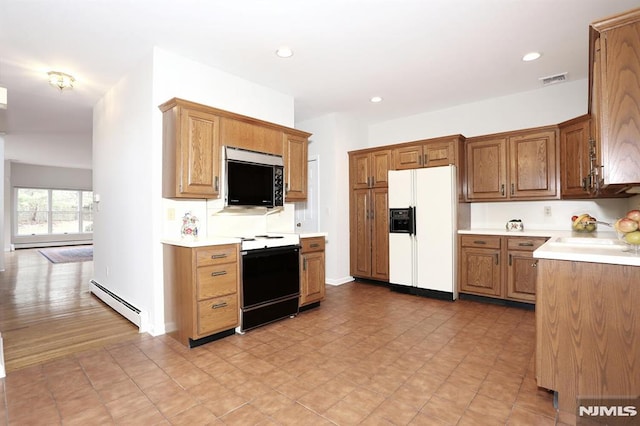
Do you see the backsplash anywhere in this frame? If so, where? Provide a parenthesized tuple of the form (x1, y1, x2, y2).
(469, 198, 636, 231)
(161, 198, 295, 240)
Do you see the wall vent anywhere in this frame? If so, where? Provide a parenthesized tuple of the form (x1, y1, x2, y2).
(539, 72, 568, 86)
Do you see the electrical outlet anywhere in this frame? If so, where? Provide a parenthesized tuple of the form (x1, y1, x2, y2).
(544, 206, 552, 217)
(167, 208, 175, 221)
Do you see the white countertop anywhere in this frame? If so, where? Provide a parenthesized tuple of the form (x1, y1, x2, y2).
(161, 237, 241, 248)
(458, 228, 640, 266)
(161, 232, 327, 248)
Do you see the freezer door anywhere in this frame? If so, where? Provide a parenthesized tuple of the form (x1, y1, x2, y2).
(414, 165, 457, 297)
(388, 169, 414, 208)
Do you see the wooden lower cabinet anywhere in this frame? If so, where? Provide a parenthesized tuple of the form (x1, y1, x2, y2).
(459, 236, 502, 297)
(299, 236, 326, 307)
(459, 234, 547, 303)
(350, 187, 389, 280)
(163, 243, 240, 347)
(536, 259, 640, 415)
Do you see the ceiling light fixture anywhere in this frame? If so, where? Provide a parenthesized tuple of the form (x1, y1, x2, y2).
(0, 86, 6, 109)
(370, 96, 383, 103)
(522, 52, 542, 62)
(48, 71, 75, 91)
(275, 47, 293, 58)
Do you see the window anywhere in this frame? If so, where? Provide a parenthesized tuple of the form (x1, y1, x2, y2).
(16, 188, 93, 236)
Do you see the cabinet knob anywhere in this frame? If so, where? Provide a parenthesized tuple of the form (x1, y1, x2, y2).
(532, 261, 538, 268)
(296, 222, 301, 227)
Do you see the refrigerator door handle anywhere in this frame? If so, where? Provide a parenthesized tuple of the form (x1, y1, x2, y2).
(410, 206, 417, 236)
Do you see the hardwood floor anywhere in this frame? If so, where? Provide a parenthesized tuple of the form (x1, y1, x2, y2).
(0, 247, 140, 373)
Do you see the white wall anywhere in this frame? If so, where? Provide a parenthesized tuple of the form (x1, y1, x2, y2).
(369, 79, 588, 145)
(297, 113, 366, 285)
(93, 51, 156, 332)
(93, 47, 296, 336)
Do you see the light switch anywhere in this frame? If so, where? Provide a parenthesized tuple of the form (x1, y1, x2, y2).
(167, 208, 175, 221)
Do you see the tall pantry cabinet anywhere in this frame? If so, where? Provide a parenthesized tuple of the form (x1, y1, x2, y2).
(349, 149, 392, 281)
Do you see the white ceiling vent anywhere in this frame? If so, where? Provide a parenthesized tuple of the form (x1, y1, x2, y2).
(539, 72, 568, 86)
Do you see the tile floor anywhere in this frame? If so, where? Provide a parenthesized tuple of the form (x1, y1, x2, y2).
(1, 282, 564, 425)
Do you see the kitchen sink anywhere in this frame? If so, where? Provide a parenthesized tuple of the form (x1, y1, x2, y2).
(552, 236, 626, 247)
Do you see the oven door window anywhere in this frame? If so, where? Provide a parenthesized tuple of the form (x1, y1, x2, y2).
(242, 247, 300, 308)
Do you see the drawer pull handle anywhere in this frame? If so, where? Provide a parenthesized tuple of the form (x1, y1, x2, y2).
(211, 254, 227, 259)
(310, 243, 320, 248)
(473, 240, 487, 245)
(212, 302, 228, 309)
(495, 254, 499, 265)
(518, 242, 534, 247)
(211, 271, 227, 277)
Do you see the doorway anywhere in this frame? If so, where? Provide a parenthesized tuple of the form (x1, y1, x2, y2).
(295, 155, 319, 233)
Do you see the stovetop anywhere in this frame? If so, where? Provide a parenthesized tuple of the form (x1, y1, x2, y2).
(239, 233, 300, 250)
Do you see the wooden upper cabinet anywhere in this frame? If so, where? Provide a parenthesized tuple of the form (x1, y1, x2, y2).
(161, 100, 221, 199)
(393, 137, 458, 170)
(509, 129, 557, 199)
(590, 8, 640, 186)
(466, 127, 559, 201)
(466, 137, 508, 200)
(160, 98, 312, 200)
(350, 149, 392, 189)
(559, 115, 592, 198)
(283, 133, 308, 201)
(220, 117, 282, 155)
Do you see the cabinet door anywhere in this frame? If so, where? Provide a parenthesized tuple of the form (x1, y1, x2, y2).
(509, 130, 558, 199)
(179, 109, 221, 197)
(466, 137, 507, 200)
(560, 117, 591, 198)
(459, 247, 501, 297)
(371, 188, 389, 280)
(350, 189, 371, 277)
(283, 133, 308, 201)
(599, 20, 640, 185)
(351, 153, 372, 189)
(301, 251, 325, 306)
(506, 251, 537, 302)
(371, 150, 392, 187)
(220, 118, 282, 155)
(393, 145, 422, 170)
(423, 141, 453, 167)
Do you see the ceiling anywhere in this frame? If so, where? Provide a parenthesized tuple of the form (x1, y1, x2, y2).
(0, 0, 638, 168)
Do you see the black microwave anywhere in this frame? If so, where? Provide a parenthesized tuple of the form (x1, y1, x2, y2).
(224, 147, 284, 208)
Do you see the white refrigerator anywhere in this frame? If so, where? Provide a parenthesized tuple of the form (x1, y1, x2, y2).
(388, 165, 458, 300)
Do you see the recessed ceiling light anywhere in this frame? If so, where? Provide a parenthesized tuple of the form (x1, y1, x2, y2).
(275, 47, 293, 58)
(522, 52, 542, 62)
(370, 96, 383, 103)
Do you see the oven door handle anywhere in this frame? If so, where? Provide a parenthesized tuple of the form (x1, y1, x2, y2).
(241, 245, 300, 258)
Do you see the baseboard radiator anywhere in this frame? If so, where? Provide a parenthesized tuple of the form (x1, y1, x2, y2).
(90, 280, 148, 332)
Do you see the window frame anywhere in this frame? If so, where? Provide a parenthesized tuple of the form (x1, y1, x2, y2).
(14, 187, 94, 237)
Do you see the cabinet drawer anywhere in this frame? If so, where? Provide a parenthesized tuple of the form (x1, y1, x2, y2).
(196, 265, 237, 300)
(460, 235, 501, 249)
(196, 244, 237, 267)
(197, 294, 238, 336)
(300, 237, 325, 253)
(507, 237, 547, 251)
